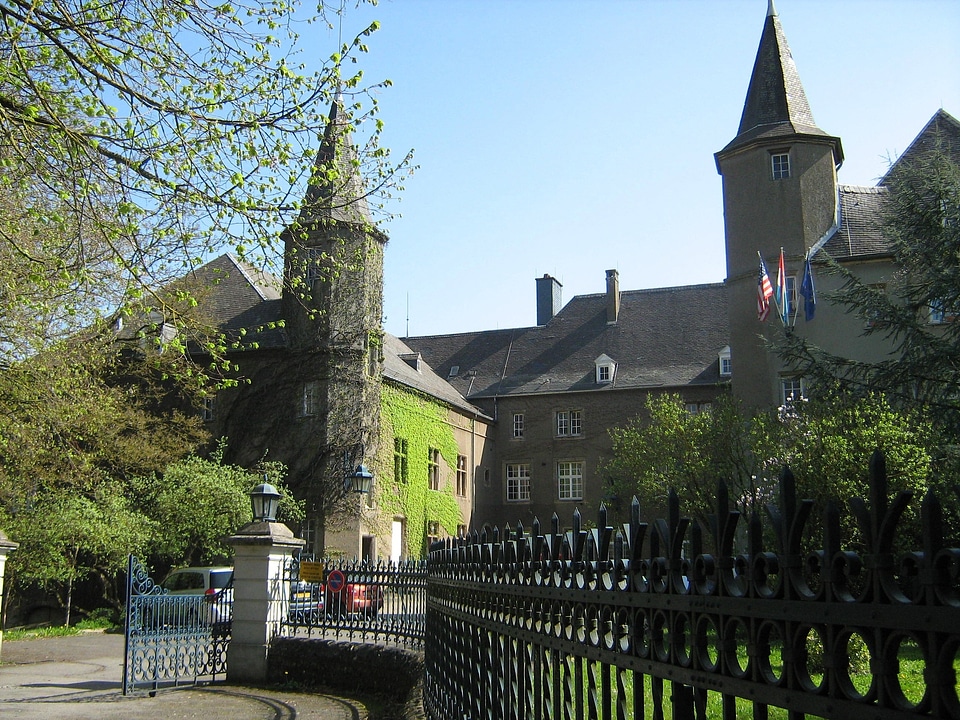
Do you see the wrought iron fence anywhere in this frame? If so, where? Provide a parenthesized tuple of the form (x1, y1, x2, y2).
(424, 452, 960, 719)
(123, 556, 231, 695)
(277, 554, 426, 647)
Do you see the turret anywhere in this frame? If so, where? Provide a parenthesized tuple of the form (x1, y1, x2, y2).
(715, 1, 842, 406)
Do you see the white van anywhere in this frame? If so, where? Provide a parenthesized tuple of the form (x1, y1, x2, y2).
(160, 566, 234, 629)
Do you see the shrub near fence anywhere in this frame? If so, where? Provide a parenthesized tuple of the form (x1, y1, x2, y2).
(424, 452, 960, 720)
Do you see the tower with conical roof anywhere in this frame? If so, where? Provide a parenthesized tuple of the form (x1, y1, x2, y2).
(715, 0, 843, 407)
(280, 98, 387, 550)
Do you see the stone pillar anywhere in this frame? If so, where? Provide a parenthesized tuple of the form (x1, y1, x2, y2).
(0, 530, 19, 661)
(225, 521, 303, 684)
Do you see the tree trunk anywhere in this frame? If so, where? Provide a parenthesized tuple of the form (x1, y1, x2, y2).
(64, 546, 77, 627)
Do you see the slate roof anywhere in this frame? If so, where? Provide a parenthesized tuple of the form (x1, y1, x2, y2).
(300, 98, 376, 227)
(176, 254, 485, 416)
(189, 254, 286, 348)
(825, 186, 890, 260)
(880, 109, 960, 186)
(382, 334, 490, 418)
(403, 283, 729, 400)
(824, 110, 960, 262)
(717, 2, 842, 163)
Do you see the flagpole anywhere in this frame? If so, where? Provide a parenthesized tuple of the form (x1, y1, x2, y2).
(773, 247, 786, 328)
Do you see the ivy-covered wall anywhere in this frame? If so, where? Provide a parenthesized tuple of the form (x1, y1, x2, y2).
(377, 383, 464, 557)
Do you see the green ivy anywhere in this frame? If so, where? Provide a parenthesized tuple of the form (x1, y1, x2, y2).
(378, 384, 463, 556)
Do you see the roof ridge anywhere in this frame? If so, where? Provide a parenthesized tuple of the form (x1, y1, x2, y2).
(223, 253, 278, 302)
(839, 184, 887, 194)
(880, 108, 960, 185)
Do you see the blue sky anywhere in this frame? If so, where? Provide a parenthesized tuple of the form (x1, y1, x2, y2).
(327, 0, 960, 338)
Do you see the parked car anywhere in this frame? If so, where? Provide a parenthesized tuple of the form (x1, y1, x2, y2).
(285, 575, 384, 622)
(326, 580, 383, 617)
(288, 581, 325, 623)
(159, 566, 234, 632)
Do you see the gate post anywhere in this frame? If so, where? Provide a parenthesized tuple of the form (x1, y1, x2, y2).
(0, 530, 19, 661)
(225, 520, 303, 684)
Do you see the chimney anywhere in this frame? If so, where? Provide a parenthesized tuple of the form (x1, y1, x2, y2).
(536, 274, 562, 326)
(606, 269, 620, 323)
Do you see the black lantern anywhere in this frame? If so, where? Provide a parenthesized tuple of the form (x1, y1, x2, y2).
(346, 464, 374, 494)
(250, 481, 281, 522)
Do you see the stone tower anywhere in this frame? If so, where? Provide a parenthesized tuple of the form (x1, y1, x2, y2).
(715, 0, 843, 407)
(279, 98, 387, 549)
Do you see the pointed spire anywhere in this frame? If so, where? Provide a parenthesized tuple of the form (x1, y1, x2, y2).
(718, 3, 842, 164)
(300, 96, 373, 225)
(739, 4, 815, 136)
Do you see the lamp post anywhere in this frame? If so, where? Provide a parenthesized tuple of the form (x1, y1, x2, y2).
(345, 464, 374, 495)
(227, 479, 303, 685)
(249, 479, 281, 522)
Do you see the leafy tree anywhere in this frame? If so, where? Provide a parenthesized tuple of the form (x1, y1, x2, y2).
(3, 479, 155, 625)
(606, 394, 756, 529)
(132, 443, 303, 567)
(0, 0, 412, 363)
(779, 146, 960, 434)
(604, 392, 941, 550)
(0, 335, 209, 502)
(2, 440, 302, 621)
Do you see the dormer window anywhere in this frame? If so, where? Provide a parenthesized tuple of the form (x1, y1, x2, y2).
(771, 151, 790, 180)
(719, 346, 732, 377)
(595, 354, 616, 385)
(399, 352, 422, 373)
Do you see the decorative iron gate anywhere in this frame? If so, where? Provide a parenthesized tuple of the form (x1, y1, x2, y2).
(122, 555, 231, 695)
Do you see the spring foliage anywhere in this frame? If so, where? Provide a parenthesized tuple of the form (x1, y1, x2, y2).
(604, 393, 943, 547)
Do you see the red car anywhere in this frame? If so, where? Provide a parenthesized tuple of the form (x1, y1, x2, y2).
(326, 580, 383, 617)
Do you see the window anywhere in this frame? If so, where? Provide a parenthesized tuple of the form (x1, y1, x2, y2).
(771, 152, 790, 180)
(930, 299, 959, 324)
(202, 396, 215, 422)
(513, 413, 524, 439)
(686, 402, 712, 415)
(300, 381, 319, 417)
(366, 335, 381, 377)
(940, 198, 959, 228)
(719, 346, 732, 377)
(394, 438, 409, 484)
(865, 283, 887, 327)
(595, 354, 616, 384)
(428, 448, 441, 491)
(456, 455, 468, 497)
(427, 521, 440, 549)
(781, 377, 805, 404)
(556, 410, 582, 437)
(785, 275, 797, 316)
(558, 461, 584, 501)
(506, 463, 531, 502)
(304, 247, 325, 283)
(300, 519, 317, 552)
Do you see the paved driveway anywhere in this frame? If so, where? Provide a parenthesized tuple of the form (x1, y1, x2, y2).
(0, 631, 368, 719)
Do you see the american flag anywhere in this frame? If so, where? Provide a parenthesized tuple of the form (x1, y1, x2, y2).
(757, 256, 774, 321)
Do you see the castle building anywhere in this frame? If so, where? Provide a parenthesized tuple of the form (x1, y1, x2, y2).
(403, 0, 959, 529)
(183, 2, 958, 551)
